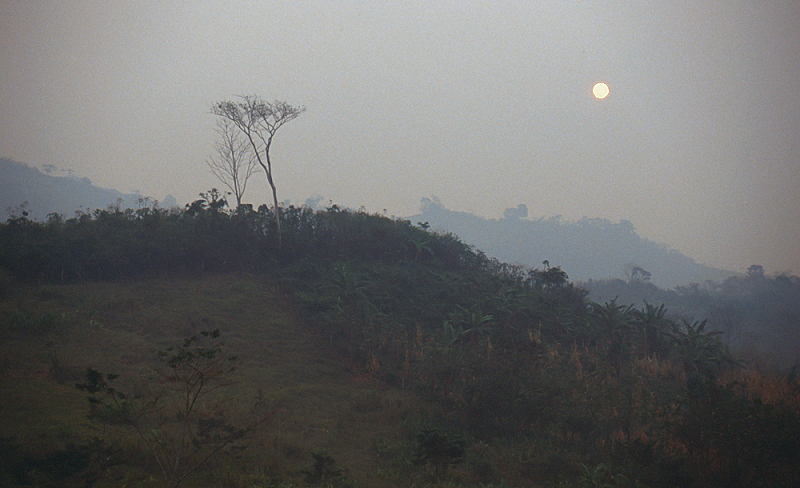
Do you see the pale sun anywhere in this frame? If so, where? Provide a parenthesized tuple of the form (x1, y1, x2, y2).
(592, 82, 610, 100)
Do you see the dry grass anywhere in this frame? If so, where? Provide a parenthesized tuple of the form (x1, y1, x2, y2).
(4, 275, 797, 487)
(0, 274, 430, 487)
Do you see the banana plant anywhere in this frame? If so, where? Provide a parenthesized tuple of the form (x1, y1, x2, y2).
(633, 301, 674, 357)
(442, 304, 494, 345)
(589, 299, 636, 373)
(589, 299, 636, 336)
(667, 319, 741, 379)
(489, 285, 529, 330)
(321, 265, 375, 312)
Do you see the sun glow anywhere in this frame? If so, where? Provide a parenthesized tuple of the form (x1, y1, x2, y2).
(592, 82, 610, 99)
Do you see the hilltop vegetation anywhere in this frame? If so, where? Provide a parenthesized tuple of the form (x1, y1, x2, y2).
(1, 193, 799, 487)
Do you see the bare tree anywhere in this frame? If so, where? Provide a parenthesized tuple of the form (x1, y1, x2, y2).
(206, 118, 259, 207)
(211, 96, 305, 245)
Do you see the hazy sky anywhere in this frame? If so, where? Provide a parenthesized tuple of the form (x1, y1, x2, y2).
(2, 1, 799, 275)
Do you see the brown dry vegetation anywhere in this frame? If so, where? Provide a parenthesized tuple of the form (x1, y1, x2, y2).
(0, 275, 433, 487)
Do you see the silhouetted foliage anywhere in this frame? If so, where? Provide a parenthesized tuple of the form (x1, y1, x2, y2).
(212, 96, 305, 246)
(585, 269, 800, 368)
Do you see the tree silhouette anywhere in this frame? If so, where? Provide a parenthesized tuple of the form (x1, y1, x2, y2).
(206, 118, 259, 207)
(212, 96, 305, 247)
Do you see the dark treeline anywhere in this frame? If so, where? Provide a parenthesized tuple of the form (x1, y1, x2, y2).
(0, 189, 486, 281)
(583, 267, 800, 368)
(2, 191, 800, 487)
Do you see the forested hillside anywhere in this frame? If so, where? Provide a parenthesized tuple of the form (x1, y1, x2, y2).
(1, 193, 798, 488)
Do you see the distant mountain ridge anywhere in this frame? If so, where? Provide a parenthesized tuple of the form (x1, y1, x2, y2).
(1, 158, 176, 220)
(410, 197, 735, 289)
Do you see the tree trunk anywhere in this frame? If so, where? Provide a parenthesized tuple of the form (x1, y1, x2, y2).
(270, 180, 281, 248)
(264, 142, 281, 249)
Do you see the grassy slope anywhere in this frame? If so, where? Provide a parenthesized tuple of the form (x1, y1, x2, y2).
(0, 273, 430, 487)
(3, 271, 799, 488)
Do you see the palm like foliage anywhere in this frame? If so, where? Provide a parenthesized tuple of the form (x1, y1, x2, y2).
(442, 304, 494, 346)
(667, 319, 740, 380)
(632, 301, 672, 357)
(589, 299, 636, 373)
